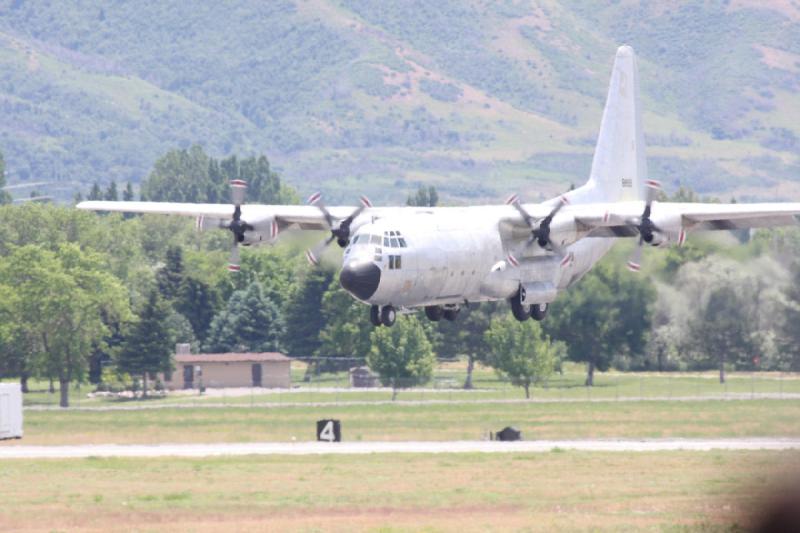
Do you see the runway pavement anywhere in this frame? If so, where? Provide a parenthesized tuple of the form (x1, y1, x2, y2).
(2, 438, 799, 458)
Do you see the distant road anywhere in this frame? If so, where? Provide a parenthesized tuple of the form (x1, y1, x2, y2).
(24, 392, 800, 412)
(2, 439, 799, 459)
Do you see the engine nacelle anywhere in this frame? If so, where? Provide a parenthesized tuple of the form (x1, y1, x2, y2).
(242, 215, 280, 246)
(649, 212, 687, 247)
(195, 214, 280, 246)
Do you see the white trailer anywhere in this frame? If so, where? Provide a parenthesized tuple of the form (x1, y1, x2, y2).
(0, 383, 23, 440)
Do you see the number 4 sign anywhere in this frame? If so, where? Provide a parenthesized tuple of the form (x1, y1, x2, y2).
(316, 419, 341, 442)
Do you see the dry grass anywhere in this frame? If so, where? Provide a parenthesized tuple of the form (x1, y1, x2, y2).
(0, 451, 793, 531)
(7, 399, 800, 446)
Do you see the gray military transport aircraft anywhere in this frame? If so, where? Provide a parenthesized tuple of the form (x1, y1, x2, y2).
(79, 46, 800, 327)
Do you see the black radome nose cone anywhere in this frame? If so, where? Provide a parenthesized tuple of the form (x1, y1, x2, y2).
(339, 262, 381, 301)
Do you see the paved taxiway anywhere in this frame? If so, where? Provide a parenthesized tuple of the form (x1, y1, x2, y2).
(2, 438, 799, 458)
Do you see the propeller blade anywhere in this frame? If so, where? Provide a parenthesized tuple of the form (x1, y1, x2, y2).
(644, 179, 662, 206)
(306, 235, 336, 267)
(228, 242, 241, 272)
(307, 192, 335, 229)
(230, 179, 247, 206)
(626, 238, 644, 272)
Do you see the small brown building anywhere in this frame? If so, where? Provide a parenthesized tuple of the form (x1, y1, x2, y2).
(163, 352, 292, 390)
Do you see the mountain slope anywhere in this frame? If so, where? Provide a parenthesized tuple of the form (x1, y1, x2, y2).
(0, 0, 798, 203)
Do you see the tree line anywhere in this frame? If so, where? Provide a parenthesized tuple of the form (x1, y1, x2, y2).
(1, 147, 799, 406)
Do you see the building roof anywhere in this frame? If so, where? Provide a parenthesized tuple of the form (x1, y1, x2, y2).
(175, 352, 291, 363)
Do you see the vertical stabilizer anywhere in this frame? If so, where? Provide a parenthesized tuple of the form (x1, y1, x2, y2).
(586, 45, 648, 202)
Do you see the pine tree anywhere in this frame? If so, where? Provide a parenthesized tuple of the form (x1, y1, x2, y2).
(282, 268, 334, 356)
(204, 281, 284, 353)
(0, 151, 12, 205)
(88, 182, 103, 201)
(156, 245, 184, 301)
(104, 181, 118, 201)
(117, 290, 175, 398)
(123, 182, 134, 201)
(175, 276, 221, 342)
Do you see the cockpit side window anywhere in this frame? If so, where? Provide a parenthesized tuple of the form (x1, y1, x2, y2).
(370, 234, 381, 245)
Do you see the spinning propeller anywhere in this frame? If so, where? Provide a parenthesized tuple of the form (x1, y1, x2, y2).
(305, 192, 372, 266)
(226, 179, 252, 272)
(505, 194, 573, 268)
(625, 179, 662, 272)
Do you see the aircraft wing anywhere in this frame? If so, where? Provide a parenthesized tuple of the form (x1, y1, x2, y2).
(75, 200, 380, 231)
(573, 201, 800, 237)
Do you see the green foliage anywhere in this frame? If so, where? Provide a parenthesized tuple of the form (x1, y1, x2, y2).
(367, 315, 435, 391)
(317, 279, 372, 358)
(0, 152, 11, 205)
(406, 185, 439, 207)
(156, 245, 185, 301)
(546, 263, 654, 385)
(141, 145, 296, 204)
(204, 281, 284, 353)
(484, 315, 562, 398)
(174, 276, 222, 343)
(117, 289, 175, 394)
(282, 268, 334, 356)
(0, 243, 130, 407)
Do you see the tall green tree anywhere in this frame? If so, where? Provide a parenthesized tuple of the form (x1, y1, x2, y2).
(433, 303, 497, 388)
(484, 315, 562, 398)
(0, 151, 11, 205)
(88, 182, 103, 201)
(406, 185, 439, 207)
(317, 278, 372, 359)
(282, 268, 334, 356)
(117, 290, 175, 398)
(0, 244, 129, 407)
(156, 245, 185, 301)
(545, 263, 654, 386)
(174, 276, 222, 342)
(779, 262, 800, 371)
(204, 281, 284, 353)
(104, 181, 118, 201)
(123, 181, 135, 201)
(367, 315, 435, 399)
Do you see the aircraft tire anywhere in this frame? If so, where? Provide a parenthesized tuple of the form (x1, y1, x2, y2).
(443, 308, 459, 321)
(530, 303, 548, 321)
(510, 297, 530, 322)
(370, 305, 382, 326)
(380, 305, 396, 327)
(425, 305, 444, 321)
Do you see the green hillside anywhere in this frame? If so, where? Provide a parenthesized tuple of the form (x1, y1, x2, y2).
(0, 0, 798, 203)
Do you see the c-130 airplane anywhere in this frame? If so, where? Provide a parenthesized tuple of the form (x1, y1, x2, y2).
(80, 46, 800, 327)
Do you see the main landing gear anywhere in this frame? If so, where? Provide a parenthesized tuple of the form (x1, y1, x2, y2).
(509, 289, 549, 322)
(424, 305, 459, 322)
(370, 305, 396, 327)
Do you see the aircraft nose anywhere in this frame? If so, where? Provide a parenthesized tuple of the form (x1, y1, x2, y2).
(339, 261, 381, 301)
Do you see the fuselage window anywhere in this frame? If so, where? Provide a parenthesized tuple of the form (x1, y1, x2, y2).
(388, 255, 402, 270)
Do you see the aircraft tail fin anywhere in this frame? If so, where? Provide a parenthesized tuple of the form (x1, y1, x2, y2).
(585, 45, 648, 203)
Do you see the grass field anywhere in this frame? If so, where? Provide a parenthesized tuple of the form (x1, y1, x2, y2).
(0, 451, 794, 531)
(8, 399, 799, 446)
(14, 366, 800, 407)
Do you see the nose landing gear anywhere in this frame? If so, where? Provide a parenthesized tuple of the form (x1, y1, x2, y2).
(370, 305, 396, 327)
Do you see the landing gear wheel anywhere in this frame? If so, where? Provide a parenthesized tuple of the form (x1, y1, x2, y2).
(425, 305, 444, 322)
(380, 305, 396, 327)
(370, 305, 382, 327)
(530, 303, 548, 321)
(443, 308, 460, 321)
(510, 290, 530, 322)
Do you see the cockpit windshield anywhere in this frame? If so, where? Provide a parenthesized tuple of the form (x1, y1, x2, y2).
(351, 231, 407, 248)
